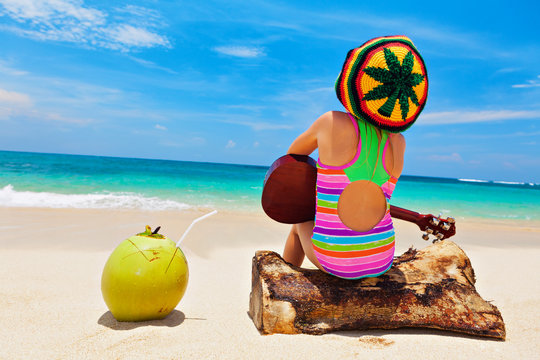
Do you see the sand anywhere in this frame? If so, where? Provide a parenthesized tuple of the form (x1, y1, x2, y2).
(1, 206, 540, 359)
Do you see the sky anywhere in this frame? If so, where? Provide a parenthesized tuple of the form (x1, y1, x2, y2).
(0, 0, 539, 182)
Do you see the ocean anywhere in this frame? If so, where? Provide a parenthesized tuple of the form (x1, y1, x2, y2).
(1, 150, 539, 222)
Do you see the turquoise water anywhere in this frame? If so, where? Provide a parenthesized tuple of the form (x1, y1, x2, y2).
(1, 150, 539, 221)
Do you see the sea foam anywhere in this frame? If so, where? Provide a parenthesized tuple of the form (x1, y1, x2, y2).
(458, 178, 489, 183)
(0, 184, 191, 211)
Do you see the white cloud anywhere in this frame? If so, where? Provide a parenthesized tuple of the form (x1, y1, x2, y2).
(0, 0, 105, 23)
(0, 88, 31, 104)
(192, 137, 206, 145)
(155, 124, 167, 131)
(502, 161, 515, 169)
(428, 152, 463, 163)
(224, 104, 266, 112)
(106, 24, 169, 49)
(43, 111, 92, 125)
(128, 56, 178, 74)
(225, 140, 236, 148)
(495, 67, 521, 74)
(0, 60, 29, 76)
(0, 0, 170, 51)
(213, 45, 265, 58)
(0, 87, 32, 120)
(418, 110, 540, 125)
(221, 119, 293, 131)
(456, 130, 540, 140)
(512, 75, 540, 88)
(0, 86, 92, 124)
(114, 4, 161, 22)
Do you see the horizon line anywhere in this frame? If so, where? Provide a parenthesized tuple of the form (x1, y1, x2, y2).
(1, 148, 538, 186)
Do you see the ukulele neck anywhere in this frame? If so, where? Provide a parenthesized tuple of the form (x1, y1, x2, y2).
(390, 205, 420, 224)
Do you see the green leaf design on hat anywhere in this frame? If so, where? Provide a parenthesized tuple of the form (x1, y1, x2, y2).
(362, 48, 425, 120)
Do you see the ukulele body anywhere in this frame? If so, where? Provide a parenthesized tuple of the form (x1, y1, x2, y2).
(261, 154, 317, 224)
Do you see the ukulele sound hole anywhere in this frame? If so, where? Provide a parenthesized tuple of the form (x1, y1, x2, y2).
(337, 180, 387, 232)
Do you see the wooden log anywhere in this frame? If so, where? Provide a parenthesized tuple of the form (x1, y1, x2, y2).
(248, 240, 505, 339)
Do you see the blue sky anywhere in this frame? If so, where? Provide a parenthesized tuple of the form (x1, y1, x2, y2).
(0, 0, 538, 182)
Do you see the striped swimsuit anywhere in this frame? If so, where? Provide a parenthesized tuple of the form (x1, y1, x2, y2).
(312, 113, 398, 280)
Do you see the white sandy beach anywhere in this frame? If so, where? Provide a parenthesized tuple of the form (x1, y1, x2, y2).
(1, 207, 540, 359)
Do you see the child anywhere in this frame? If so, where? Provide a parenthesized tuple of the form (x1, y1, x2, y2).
(282, 35, 428, 279)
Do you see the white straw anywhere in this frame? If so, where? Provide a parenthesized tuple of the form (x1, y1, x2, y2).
(176, 210, 218, 246)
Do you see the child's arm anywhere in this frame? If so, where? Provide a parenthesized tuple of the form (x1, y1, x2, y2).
(287, 111, 331, 155)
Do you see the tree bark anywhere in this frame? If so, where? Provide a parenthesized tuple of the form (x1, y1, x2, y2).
(249, 240, 505, 339)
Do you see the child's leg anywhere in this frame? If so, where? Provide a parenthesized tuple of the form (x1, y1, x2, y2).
(283, 224, 305, 266)
(283, 221, 325, 271)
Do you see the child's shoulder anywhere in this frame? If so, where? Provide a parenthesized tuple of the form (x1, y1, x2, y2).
(389, 132, 406, 145)
(389, 132, 406, 154)
(316, 111, 349, 126)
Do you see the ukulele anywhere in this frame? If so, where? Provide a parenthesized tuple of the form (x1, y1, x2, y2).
(261, 154, 456, 242)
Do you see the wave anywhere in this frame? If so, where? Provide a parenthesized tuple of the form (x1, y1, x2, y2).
(457, 178, 539, 189)
(493, 180, 525, 185)
(0, 185, 192, 211)
(458, 178, 489, 183)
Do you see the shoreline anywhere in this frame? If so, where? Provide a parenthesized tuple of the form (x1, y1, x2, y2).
(3, 204, 540, 222)
(1, 207, 539, 252)
(2, 205, 539, 230)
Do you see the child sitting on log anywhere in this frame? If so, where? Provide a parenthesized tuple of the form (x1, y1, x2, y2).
(283, 36, 428, 279)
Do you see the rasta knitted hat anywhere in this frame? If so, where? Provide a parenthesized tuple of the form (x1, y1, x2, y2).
(335, 35, 428, 133)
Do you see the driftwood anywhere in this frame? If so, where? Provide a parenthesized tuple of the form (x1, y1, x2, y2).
(249, 240, 505, 339)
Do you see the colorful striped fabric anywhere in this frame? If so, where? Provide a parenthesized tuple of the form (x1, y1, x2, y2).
(312, 114, 398, 280)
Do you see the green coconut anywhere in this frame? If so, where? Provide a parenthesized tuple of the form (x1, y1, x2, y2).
(101, 226, 189, 322)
